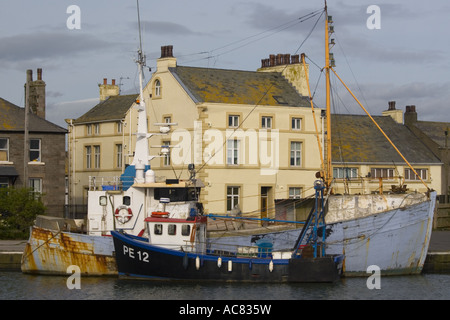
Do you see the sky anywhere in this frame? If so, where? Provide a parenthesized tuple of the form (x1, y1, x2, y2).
(1, 0, 449, 128)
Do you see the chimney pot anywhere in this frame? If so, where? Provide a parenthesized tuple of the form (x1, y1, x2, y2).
(388, 101, 396, 110)
(37, 68, 42, 81)
(103, 78, 107, 85)
(27, 69, 33, 82)
(112, 79, 116, 85)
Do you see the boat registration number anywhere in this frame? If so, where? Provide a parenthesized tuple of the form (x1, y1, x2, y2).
(123, 245, 149, 263)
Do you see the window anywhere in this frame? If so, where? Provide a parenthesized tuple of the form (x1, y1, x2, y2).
(290, 141, 302, 166)
(86, 146, 92, 169)
(164, 116, 171, 124)
(261, 116, 272, 129)
(227, 186, 240, 212)
(289, 187, 302, 199)
(182, 225, 191, 236)
(94, 146, 101, 169)
(292, 118, 301, 130)
(123, 196, 131, 206)
(155, 80, 161, 97)
(228, 115, 239, 128)
(405, 168, 428, 181)
(154, 224, 163, 235)
(168, 224, 177, 236)
(116, 144, 123, 168)
(86, 124, 92, 135)
(29, 139, 41, 162)
(0, 138, 9, 161)
(117, 121, 123, 134)
(0, 177, 9, 188)
(226, 139, 240, 165)
(29, 178, 42, 199)
(163, 141, 171, 166)
(94, 124, 100, 135)
(333, 167, 358, 179)
(371, 168, 394, 179)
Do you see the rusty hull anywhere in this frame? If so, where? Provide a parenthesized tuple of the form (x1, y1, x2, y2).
(21, 226, 117, 276)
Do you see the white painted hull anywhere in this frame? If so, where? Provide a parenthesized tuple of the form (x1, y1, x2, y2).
(208, 192, 437, 276)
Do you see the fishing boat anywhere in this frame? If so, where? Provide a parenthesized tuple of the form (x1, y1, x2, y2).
(111, 179, 344, 282)
(206, 3, 437, 277)
(21, 0, 187, 276)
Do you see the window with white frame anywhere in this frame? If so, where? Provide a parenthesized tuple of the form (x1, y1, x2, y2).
(370, 168, 395, 179)
(290, 141, 302, 166)
(116, 144, 123, 168)
(226, 139, 240, 165)
(29, 178, 42, 199)
(227, 186, 240, 212)
(261, 116, 272, 129)
(0, 138, 9, 162)
(155, 80, 161, 97)
(94, 145, 101, 169)
(94, 123, 100, 135)
(117, 121, 123, 134)
(291, 118, 301, 130)
(86, 146, 92, 169)
(163, 141, 171, 166)
(333, 167, 358, 179)
(29, 139, 41, 162)
(404, 168, 428, 181)
(228, 115, 239, 128)
(289, 187, 302, 199)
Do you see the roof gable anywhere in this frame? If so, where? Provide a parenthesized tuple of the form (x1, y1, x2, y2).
(0, 97, 66, 133)
(332, 114, 441, 165)
(73, 94, 138, 124)
(169, 66, 310, 107)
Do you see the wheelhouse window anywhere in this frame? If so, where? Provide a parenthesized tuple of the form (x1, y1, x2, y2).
(182, 225, 191, 236)
(168, 224, 177, 236)
(154, 224, 163, 235)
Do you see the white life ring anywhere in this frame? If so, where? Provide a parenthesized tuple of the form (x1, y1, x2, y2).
(115, 205, 133, 224)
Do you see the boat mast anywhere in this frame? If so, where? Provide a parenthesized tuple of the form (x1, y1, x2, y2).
(132, 0, 150, 169)
(324, 2, 333, 190)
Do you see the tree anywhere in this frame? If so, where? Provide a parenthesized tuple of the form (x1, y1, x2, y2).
(0, 187, 46, 239)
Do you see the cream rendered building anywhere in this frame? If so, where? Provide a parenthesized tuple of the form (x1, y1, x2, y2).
(143, 46, 323, 222)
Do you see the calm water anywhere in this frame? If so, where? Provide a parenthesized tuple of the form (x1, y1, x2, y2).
(1, 271, 450, 301)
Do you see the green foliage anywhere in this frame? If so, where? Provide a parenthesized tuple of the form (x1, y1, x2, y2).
(0, 187, 46, 239)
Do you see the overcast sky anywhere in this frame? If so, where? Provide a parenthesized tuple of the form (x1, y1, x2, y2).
(1, 0, 449, 128)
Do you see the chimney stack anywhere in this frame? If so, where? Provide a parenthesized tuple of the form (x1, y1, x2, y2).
(388, 101, 396, 110)
(405, 105, 418, 124)
(25, 68, 46, 119)
(257, 52, 309, 96)
(99, 78, 119, 101)
(156, 45, 177, 72)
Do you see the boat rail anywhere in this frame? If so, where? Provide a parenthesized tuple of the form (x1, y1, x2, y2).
(89, 176, 125, 191)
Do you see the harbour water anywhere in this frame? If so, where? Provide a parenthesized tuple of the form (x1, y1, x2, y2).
(2, 270, 450, 300)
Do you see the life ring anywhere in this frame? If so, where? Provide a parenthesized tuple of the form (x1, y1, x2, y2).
(115, 205, 133, 224)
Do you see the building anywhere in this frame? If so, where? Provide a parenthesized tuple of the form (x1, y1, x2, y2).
(143, 46, 323, 223)
(66, 80, 138, 212)
(404, 105, 449, 201)
(331, 106, 442, 195)
(0, 69, 67, 217)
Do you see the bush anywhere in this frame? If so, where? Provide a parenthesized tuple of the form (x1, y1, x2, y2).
(0, 187, 46, 239)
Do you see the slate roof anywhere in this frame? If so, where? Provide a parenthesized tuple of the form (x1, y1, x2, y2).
(410, 121, 450, 148)
(331, 114, 441, 165)
(0, 97, 66, 133)
(73, 94, 138, 124)
(169, 66, 310, 107)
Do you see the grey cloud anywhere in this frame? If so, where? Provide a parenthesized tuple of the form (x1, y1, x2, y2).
(138, 20, 206, 36)
(0, 32, 115, 64)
